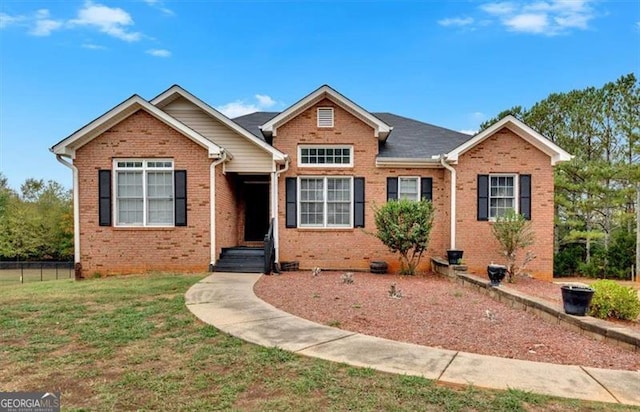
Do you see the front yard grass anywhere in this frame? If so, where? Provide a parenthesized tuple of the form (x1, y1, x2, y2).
(0, 273, 636, 411)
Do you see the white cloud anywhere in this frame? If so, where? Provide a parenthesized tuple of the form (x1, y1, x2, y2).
(0, 12, 26, 28)
(70, 1, 142, 42)
(29, 9, 63, 36)
(82, 43, 106, 50)
(255, 94, 276, 108)
(438, 17, 474, 27)
(441, 0, 597, 35)
(481, 2, 516, 15)
(146, 48, 171, 57)
(459, 129, 477, 135)
(142, 0, 174, 16)
(504, 13, 548, 33)
(216, 94, 279, 118)
(487, 0, 596, 35)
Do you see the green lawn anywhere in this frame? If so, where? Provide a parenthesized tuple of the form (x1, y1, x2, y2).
(0, 274, 636, 411)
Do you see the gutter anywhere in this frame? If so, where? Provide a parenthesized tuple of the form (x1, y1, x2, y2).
(439, 155, 457, 250)
(210, 150, 228, 268)
(272, 155, 290, 263)
(55, 154, 80, 265)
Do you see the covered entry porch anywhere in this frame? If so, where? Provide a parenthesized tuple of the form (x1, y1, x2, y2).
(212, 173, 278, 273)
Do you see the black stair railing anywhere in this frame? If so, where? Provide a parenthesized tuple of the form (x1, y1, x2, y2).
(263, 218, 276, 275)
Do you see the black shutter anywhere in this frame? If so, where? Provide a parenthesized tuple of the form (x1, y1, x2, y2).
(174, 170, 187, 226)
(98, 170, 111, 226)
(519, 174, 531, 220)
(387, 177, 398, 201)
(354, 177, 365, 228)
(285, 178, 297, 228)
(420, 177, 433, 201)
(477, 174, 489, 221)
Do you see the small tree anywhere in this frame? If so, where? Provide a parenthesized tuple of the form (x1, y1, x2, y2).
(373, 199, 434, 275)
(491, 209, 536, 282)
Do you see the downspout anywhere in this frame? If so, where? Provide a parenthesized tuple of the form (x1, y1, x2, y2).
(210, 150, 228, 269)
(55, 154, 80, 266)
(439, 155, 457, 250)
(272, 156, 290, 263)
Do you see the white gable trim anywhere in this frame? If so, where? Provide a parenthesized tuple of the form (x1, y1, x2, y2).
(445, 115, 573, 166)
(51, 95, 223, 159)
(151, 85, 287, 163)
(260, 85, 392, 141)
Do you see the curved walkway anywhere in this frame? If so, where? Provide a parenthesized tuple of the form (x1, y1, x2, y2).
(185, 272, 640, 406)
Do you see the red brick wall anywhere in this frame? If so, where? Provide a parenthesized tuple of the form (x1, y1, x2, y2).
(74, 110, 212, 276)
(274, 99, 448, 273)
(454, 128, 555, 280)
(215, 169, 240, 257)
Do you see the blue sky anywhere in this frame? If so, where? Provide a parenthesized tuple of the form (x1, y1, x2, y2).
(1, 0, 638, 190)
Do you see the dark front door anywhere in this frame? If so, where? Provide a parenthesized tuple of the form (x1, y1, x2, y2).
(244, 183, 270, 242)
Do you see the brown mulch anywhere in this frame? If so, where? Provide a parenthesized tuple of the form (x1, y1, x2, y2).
(254, 271, 640, 371)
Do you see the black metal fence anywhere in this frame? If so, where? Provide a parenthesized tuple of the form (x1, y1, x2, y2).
(0, 261, 74, 284)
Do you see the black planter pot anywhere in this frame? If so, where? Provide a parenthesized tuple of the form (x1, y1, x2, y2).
(370, 261, 388, 274)
(447, 250, 464, 265)
(487, 264, 507, 287)
(561, 285, 595, 316)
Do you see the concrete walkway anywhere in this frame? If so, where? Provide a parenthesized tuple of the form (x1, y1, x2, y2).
(185, 273, 640, 406)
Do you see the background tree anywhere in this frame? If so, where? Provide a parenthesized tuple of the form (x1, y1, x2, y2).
(0, 176, 73, 261)
(373, 199, 434, 275)
(482, 73, 639, 279)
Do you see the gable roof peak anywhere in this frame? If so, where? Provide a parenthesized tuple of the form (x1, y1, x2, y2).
(446, 115, 572, 166)
(150, 84, 286, 162)
(260, 84, 392, 141)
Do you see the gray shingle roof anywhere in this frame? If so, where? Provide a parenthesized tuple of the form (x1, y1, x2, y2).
(233, 112, 278, 142)
(232, 111, 473, 159)
(373, 113, 472, 159)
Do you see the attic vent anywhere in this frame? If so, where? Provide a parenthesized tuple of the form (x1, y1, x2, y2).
(317, 108, 334, 128)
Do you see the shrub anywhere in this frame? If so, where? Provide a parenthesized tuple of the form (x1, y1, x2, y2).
(373, 199, 434, 275)
(491, 209, 535, 282)
(589, 280, 640, 321)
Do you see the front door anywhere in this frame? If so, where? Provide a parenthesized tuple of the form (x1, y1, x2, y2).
(244, 182, 270, 242)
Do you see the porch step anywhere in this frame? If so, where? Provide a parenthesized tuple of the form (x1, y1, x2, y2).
(212, 247, 265, 273)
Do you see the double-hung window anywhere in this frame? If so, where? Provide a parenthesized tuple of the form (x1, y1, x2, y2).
(489, 175, 516, 219)
(398, 177, 420, 201)
(114, 159, 174, 226)
(299, 176, 352, 227)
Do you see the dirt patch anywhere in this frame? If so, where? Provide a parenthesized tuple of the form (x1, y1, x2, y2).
(254, 271, 640, 371)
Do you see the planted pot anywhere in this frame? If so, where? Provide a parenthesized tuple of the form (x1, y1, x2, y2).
(487, 264, 507, 287)
(370, 260, 388, 274)
(446, 249, 464, 265)
(561, 285, 594, 316)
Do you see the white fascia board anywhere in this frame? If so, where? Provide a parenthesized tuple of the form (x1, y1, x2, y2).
(151, 85, 287, 163)
(445, 115, 573, 166)
(375, 157, 443, 168)
(260, 85, 392, 140)
(51, 95, 223, 159)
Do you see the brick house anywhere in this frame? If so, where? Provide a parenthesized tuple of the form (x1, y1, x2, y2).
(51, 85, 571, 280)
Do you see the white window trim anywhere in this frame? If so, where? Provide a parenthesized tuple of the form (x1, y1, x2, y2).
(398, 176, 420, 201)
(297, 176, 353, 229)
(113, 158, 175, 227)
(488, 173, 519, 221)
(298, 145, 354, 168)
(317, 107, 334, 128)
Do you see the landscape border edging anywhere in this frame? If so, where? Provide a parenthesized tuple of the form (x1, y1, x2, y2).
(451, 271, 640, 353)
